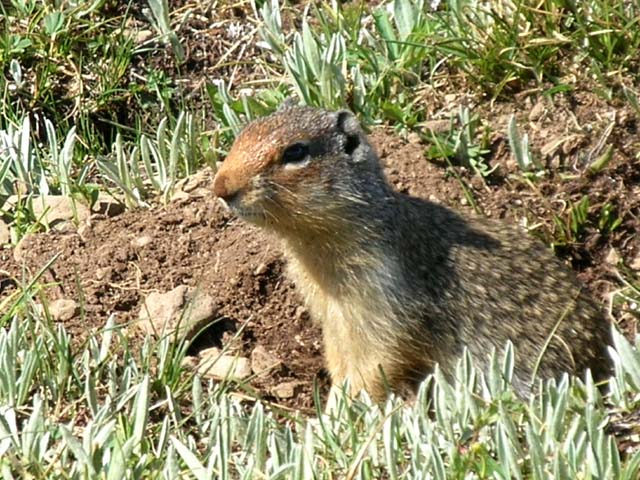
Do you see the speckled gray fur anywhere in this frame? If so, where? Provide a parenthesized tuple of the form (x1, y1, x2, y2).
(214, 106, 612, 399)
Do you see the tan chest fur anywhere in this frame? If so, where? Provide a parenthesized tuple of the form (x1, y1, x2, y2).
(284, 246, 407, 397)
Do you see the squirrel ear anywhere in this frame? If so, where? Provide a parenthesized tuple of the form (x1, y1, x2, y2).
(336, 110, 360, 135)
(336, 110, 362, 156)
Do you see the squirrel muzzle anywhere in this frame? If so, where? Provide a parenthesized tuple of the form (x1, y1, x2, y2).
(212, 170, 239, 203)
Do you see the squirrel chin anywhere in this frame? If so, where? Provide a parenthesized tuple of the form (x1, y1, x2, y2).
(217, 197, 267, 224)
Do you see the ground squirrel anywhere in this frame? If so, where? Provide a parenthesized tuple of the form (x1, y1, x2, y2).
(213, 105, 611, 401)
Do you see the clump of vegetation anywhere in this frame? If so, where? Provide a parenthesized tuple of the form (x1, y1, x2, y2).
(1, 279, 640, 477)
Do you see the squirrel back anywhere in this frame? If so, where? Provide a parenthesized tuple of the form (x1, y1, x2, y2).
(213, 105, 611, 399)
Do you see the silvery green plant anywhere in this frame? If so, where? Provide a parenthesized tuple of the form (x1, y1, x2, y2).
(9, 59, 25, 91)
(608, 328, 640, 408)
(207, 79, 289, 145)
(2, 277, 640, 478)
(0, 117, 49, 199)
(255, 0, 352, 110)
(283, 23, 349, 110)
(508, 114, 537, 172)
(454, 105, 494, 177)
(209, 80, 245, 136)
(0, 116, 79, 203)
(97, 133, 148, 209)
(144, 0, 186, 63)
(43, 118, 78, 197)
(253, 0, 435, 125)
(97, 112, 198, 207)
(254, 0, 286, 56)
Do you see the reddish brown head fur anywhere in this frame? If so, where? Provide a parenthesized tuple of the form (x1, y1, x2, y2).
(213, 107, 337, 201)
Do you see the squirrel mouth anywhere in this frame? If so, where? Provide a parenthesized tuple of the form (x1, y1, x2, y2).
(236, 209, 268, 224)
(217, 198, 268, 224)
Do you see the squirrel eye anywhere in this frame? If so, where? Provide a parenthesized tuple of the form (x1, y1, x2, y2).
(281, 143, 309, 164)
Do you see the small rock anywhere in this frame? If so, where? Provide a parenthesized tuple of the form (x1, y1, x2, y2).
(7, 195, 91, 228)
(131, 235, 153, 249)
(253, 263, 268, 276)
(188, 187, 211, 199)
(181, 355, 199, 370)
(199, 346, 221, 359)
(541, 137, 565, 158)
(136, 285, 218, 341)
(630, 253, 640, 271)
(561, 134, 585, 156)
(10, 195, 90, 230)
(422, 119, 451, 135)
(407, 132, 422, 144)
(135, 29, 154, 44)
(251, 345, 281, 377)
(469, 175, 485, 192)
(170, 191, 191, 203)
(197, 348, 251, 381)
(174, 168, 214, 193)
(49, 298, 79, 321)
(272, 381, 299, 399)
(0, 221, 10, 245)
(95, 267, 112, 281)
(295, 306, 307, 320)
(182, 207, 201, 227)
(528, 101, 546, 122)
(606, 248, 621, 266)
(77, 222, 93, 241)
(13, 234, 34, 262)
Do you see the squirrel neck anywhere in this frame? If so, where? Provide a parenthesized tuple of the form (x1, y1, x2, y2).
(278, 183, 405, 296)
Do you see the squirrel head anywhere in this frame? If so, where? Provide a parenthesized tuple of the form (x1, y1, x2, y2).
(213, 106, 385, 235)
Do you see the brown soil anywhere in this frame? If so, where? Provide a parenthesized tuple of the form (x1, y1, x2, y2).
(2, 112, 639, 411)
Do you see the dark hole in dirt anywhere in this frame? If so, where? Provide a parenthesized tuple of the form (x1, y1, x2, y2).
(186, 317, 238, 355)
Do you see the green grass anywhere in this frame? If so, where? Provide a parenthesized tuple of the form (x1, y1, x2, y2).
(1, 281, 640, 478)
(213, 0, 639, 129)
(1, 0, 203, 233)
(1, 0, 640, 477)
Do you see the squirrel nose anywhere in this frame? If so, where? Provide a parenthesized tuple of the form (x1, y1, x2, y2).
(213, 172, 240, 203)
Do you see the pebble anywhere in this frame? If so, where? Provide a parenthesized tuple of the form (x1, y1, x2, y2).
(254, 263, 268, 276)
(605, 248, 621, 266)
(197, 348, 251, 381)
(272, 381, 299, 399)
(6, 195, 91, 229)
(528, 101, 546, 122)
(131, 235, 153, 249)
(13, 234, 33, 262)
(0, 221, 9, 245)
(251, 345, 281, 377)
(91, 193, 125, 217)
(421, 119, 451, 135)
(136, 285, 217, 340)
(48, 298, 79, 321)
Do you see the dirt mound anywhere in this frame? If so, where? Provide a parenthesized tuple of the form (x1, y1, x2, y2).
(1, 128, 638, 410)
